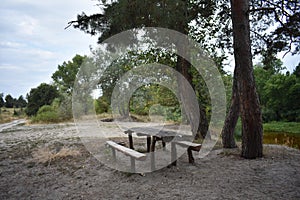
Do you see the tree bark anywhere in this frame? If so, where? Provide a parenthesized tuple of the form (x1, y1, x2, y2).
(222, 67, 238, 148)
(231, 0, 263, 158)
(175, 55, 209, 139)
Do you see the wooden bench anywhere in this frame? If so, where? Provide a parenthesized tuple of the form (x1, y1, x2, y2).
(171, 140, 202, 165)
(106, 141, 146, 172)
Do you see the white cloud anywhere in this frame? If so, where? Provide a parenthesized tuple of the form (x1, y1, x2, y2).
(0, 64, 23, 71)
(17, 15, 38, 35)
(0, 41, 24, 48)
(0, 0, 99, 97)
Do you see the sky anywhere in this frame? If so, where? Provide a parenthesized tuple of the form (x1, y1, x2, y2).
(0, 0, 299, 98)
(0, 0, 99, 98)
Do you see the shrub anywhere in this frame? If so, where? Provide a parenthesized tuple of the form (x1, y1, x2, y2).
(56, 95, 73, 120)
(26, 83, 59, 116)
(31, 105, 60, 123)
(94, 97, 110, 114)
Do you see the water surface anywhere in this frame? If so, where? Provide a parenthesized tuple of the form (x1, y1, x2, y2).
(264, 132, 300, 150)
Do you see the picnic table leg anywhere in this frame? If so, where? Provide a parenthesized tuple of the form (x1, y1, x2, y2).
(150, 136, 157, 152)
(111, 147, 116, 162)
(187, 146, 195, 164)
(162, 141, 166, 151)
(128, 133, 134, 150)
(171, 142, 177, 166)
(146, 136, 151, 152)
(150, 136, 157, 171)
(130, 157, 136, 173)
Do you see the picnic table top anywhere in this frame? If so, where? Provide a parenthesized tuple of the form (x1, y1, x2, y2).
(125, 126, 184, 138)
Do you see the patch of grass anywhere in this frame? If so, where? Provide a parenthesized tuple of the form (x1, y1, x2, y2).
(32, 146, 81, 166)
(96, 112, 113, 119)
(0, 107, 26, 124)
(31, 111, 60, 123)
(234, 120, 300, 140)
(263, 122, 300, 134)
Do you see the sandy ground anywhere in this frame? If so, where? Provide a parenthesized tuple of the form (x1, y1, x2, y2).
(0, 121, 299, 200)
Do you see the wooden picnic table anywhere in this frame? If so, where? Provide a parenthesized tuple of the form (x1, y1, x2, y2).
(124, 127, 185, 170)
(124, 127, 179, 152)
(124, 127, 202, 170)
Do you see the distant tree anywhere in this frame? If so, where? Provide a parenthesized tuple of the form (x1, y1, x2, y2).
(264, 73, 300, 121)
(254, 59, 300, 122)
(26, 83, 59, 116)
(4, 94, 14, 108)
(16, 95, 27, 108)
(0, 93, 4, 108)
(293, 63, 300, 78)
(52, 54, 87, 94)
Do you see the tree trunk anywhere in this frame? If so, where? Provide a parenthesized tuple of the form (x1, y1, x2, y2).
(231, 0, 263, 158)
(174, 9, 209, 140)
(176, 55, 209, 139)
(222, 67, 238, 148)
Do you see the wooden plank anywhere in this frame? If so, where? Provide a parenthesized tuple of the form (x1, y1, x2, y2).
(173, 141, 202, 148)
(171, 142, 177, 166)
(106, 141, 146, 161)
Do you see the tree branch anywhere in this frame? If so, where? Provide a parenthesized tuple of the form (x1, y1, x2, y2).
(65, 13, 104, 30)
(263, 0, 293, 17)
(65, 21, 77, 30)
(248, 7, 275, 13)
(250, 30, 269, 44)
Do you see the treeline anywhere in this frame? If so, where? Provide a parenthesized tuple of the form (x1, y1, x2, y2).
(0, 93, 27, 108)
(3, 54, 298, 124)
(255, 61, 300, 122)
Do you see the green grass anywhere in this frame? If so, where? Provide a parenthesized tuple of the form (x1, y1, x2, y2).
(234, 120, 300, 140)
(263, 122, 300, 134)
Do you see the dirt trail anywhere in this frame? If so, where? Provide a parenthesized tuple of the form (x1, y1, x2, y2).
(0, 119, 26, 132)
(0, 123, 299, 199)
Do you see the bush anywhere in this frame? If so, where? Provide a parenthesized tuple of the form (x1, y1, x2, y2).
(262, 107, 277, 122)
(31, 105, 60, 123)
(26, 83, 59, 116)
(13, 109, 19, 116)
(94, 97, 110, 114)
(165, 106, 181, 122)
(55, 95, 73, 120)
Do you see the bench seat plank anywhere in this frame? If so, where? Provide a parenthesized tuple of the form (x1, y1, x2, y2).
(173, 141, 202, 148)
(106, 141, 146, 161)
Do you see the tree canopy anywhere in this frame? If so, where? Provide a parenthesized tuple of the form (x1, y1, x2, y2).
(68, 0, 299, 158)
(254, 62, 300, 122)
(52, 54, 87, 94)
(26, 83, 59, 116)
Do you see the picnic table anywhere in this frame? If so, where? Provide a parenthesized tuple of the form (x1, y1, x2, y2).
(124, 126, 179, 152)
(124, 126, 201, 170)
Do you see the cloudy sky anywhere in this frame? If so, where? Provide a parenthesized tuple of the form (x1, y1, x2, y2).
(0, 0, 99, 98)
(0, 0, 299, 98)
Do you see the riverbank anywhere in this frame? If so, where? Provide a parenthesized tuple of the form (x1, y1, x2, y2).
(263, 122, 300, 134)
